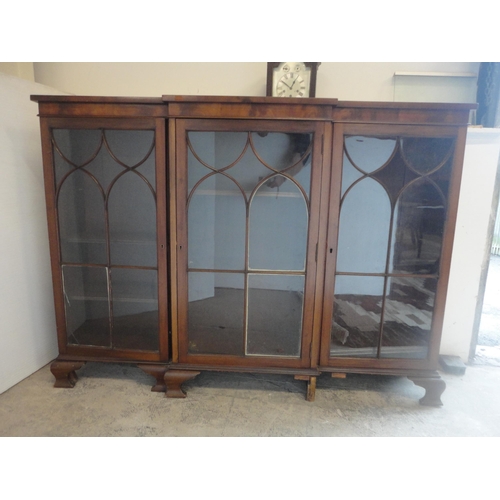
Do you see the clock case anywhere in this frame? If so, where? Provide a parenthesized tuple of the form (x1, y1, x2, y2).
(266, 62, 321, 97)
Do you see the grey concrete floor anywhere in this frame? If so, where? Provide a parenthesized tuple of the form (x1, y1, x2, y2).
(1, 359, 499, 436)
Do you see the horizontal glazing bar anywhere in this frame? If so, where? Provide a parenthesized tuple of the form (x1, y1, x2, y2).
(335, 271, 439, 279)
(188, 268, 306, 275)
(61, 262, 158, 271)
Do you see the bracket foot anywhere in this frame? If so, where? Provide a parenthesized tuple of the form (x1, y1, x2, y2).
(50, 361, 86, 388)
(164, 370, 200, 398)
(408, 375, 446, 407)
(137, 364, 168, 392)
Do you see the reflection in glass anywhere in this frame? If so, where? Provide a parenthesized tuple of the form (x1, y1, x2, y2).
(188, 131, 312, 196)
(341, 153, 363, 196)
(390, 179, 445, 274)
(337, 177, 391, 273)
(380, 277, 436, 358)
(104, 130, 154, 168)
(247, 275, 304, 357)
(108, 172, 157, 267)
(252, 132, 311, 174)
(58, 170, 107, 264)
(186, 129, 313, 359)
(188, 175, 246, 270)
(53, 128, 160, 354)
(249, 179, 308, 271)
(331, 132, 454, 362)
(62, 266, 110, 347)
(111, 269, 159, 351)
(344, 136, 397, 173)
(188, 272, 245, 355)
(401, 137, 454, 175)
(331, 275, 384, 357)
(55, 129, 157, 268)
(53, 129, 102, 171)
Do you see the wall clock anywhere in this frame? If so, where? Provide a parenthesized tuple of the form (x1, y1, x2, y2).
(266, 62, 320, 98)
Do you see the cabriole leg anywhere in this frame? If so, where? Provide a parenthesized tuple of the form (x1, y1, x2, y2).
(50, 361, 86, 388)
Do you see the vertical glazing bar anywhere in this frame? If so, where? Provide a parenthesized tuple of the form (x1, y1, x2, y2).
(375, 138, 403, 358)
(243, 132, 251, 355)
(102, 129, 114, 348)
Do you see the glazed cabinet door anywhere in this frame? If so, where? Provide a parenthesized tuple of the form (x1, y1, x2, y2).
(320, 123, 466, 370)
(172, 120, 329, 369)
(41, 118, 168, 361)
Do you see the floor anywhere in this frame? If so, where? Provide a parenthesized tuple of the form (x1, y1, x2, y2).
(0, 359, 499, 437)
(2, 258, 500, 438)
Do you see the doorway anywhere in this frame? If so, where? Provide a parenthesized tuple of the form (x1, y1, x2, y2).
(474, 210, 500, 366)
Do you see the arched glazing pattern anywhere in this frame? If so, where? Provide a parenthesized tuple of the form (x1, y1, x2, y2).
(331, 133, 455, 360)
(53, 128, 159, 352)
(186, 130, 313, 358)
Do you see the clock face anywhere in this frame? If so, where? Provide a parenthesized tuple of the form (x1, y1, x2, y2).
(276, 72, 307, 97)
(272, 62, 311, 98)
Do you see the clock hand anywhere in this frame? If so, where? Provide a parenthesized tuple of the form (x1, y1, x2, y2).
(280, 79, 292, 89)
(291, 74, 302, 88)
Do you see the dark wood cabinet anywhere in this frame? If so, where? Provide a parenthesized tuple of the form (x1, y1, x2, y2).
(31, 95, 473, 405)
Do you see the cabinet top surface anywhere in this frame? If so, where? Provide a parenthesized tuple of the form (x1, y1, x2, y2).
(30, 94, 476, 110)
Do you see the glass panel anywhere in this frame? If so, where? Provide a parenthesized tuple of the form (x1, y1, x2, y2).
(331, 275, 384, 358)
(429, 156, 453, 200)
(380, 277, 436, 359)
(251, 132, 312, 183)
(111, 269, 159, 351)
(187, 132, 216, 192)
(249, 179, 308, 271)
(341, 152, 363, 197)
(104, 130, 154, 167)
(188, 175, 246, 270)
(389, 179, 445, 274)
(58, 169, 107, 264)
(344, 136, 397, 173)
(188, 131, 312, 196)
(247, 274, 304, 357)
(185, 127, 314, 360)
(401, 137, 454, 175)
(108, 172, 157, 267)
(188, 272, 244, 355)
(189, 131, 248, 168)
(53, 129, 102, 168)
(62, 266, 110, 347)
(337, 177, 391, 273)
(77, 146, 123, 193)
(81, 130, 156, 192)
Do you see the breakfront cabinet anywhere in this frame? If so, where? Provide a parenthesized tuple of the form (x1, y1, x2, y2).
(31, 95, 473, 405)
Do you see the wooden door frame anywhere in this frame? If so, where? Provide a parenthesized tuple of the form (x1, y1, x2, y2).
(171, 118, 327, 369)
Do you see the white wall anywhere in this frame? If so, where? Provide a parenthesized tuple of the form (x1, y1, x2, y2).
(440, 128, 500, 361)
(0, 73, 67, 394)
(33, 62, 479, 101)
(0, 63, 34, 81)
